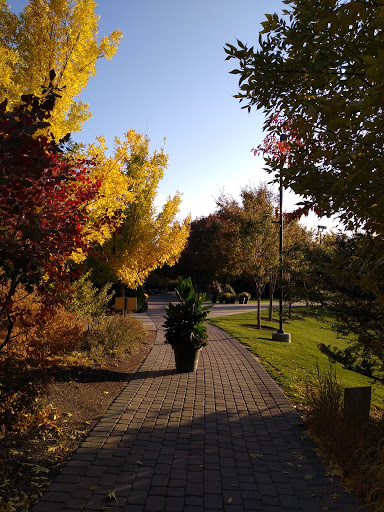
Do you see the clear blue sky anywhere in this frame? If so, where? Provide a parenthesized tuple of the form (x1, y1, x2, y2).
(9, 0, 339, 232)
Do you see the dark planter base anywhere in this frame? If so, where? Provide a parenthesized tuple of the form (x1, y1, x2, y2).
(173, 345, 201, 373)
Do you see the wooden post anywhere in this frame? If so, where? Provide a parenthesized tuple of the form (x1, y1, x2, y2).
(126, 297, 137, 312)
(344, 386, 371, 427)
(114, 297, 125, 314)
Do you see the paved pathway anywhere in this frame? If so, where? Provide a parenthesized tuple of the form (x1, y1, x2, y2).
(34, 297, 365, 511)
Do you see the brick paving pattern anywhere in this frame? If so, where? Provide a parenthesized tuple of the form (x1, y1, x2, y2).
(33, 298, 366, 511)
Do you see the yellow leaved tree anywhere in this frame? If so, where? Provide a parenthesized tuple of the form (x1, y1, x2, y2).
(0, 0, 128, 251)
(0, 0, 121, 140)
(70, 135, 139, 262)
(88, 130, 191, 290)
(0, 1, 189, 279)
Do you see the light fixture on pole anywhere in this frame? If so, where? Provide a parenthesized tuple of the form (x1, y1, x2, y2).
(272, 133, 291, 343)
(317, 225, 326, 243)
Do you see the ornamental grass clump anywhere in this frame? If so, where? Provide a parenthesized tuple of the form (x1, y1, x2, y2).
(164, 277, 211, 350)
(305, 361, 343, 431)
(305, 363, 384, 510)
(83, 315, 147, 359)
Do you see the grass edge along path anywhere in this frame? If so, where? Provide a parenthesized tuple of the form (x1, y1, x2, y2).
(207, 308, 384, 416)
(208, 308, 384, 510)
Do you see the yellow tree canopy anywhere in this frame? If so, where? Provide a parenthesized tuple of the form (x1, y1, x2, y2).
(115, 192, 191, 288)
(0, 0, 125, 252)
(96, 130, 191, 289)
(70, 135, 139, 261)
(0, 0, 121, 140)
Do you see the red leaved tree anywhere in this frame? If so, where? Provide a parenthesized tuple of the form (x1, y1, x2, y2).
(253, 112, 324, 221)
(0, 84, 102, 351)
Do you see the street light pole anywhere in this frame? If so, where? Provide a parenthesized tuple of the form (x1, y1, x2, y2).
(272, 134, 291, 343)
(317, 225, 326, 244)
(278, 171, 284, 333)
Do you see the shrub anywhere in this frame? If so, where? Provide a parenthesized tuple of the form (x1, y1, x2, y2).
(237, 292, 251, 304)
(208, 281, 222, 299)
(0, 287, 86, 430)
(220, 292, 233, 304)
(135, 286, 149, 313)
(3, 287, 85, 362)
(25, 305, 85, 359)
(69, 271, 115, 323)
(83, 315, 148, 359)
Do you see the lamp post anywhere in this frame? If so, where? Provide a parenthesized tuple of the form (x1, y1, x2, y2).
(272, 134, 291, 343)
(317, 225, 326, 243)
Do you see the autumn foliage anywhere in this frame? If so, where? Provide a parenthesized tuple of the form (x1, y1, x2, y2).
(0, 3, 189, 506)
(225, 0, 384, 235)
(89, 130, 191, 289)
(253, 113, 296, 163)
(5, 292, 85, 362)
(0, 86, 103, 350)
(0, 0, 122, 140)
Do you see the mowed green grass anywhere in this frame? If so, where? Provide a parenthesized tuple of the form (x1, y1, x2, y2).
(208, 308, 384, 414)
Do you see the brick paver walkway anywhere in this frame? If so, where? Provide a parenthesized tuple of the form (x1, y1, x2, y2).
(33, 298, 365, 511)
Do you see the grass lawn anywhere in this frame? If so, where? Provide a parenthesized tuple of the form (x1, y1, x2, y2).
(208, 307, 384, 415)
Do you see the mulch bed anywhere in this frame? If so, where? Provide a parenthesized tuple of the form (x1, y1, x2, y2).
(0, 331, 155, 511)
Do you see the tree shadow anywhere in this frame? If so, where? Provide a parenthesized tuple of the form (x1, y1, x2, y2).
(240, 324, 276, 331)
(33, 403, 364, 512)
(49, 366, 177, 384)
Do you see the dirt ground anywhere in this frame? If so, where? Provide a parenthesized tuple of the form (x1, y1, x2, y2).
(0, 331, 155, 511)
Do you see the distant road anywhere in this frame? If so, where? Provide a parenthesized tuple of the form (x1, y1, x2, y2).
(207, 301, 272, 318)
(147, 294, 291, 318)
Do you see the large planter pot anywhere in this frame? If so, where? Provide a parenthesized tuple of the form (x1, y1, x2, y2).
(172, 344, 201, 373)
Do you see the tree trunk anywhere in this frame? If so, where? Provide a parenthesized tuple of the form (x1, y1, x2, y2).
(0, 276, 20, 352)
(268, 274, 276, 321)
(0, 313, 14, 353)
(255, 278, 261, 329)
(119, 281, 126, 315)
